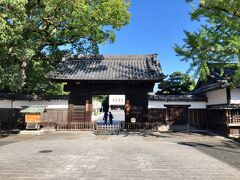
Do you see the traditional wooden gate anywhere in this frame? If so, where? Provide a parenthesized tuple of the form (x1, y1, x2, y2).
(48, 54, 163, 124)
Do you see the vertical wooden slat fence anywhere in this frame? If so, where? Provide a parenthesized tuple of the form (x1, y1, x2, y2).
(121, 122, 158, 131)
(228, 115, 240, 124)
(188, 109, 207, 129)
(95, 124, 120, 135)
(207, 110, 227, 133)
(56, 121, 95, 131)
(56, 121, 159, 133)
(226, 110, 240, 125)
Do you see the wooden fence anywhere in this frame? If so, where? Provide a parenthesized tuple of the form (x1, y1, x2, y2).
(56, 121, 95, 131)
(227, 115, 240, 125)
(55, 121, 159, 133)
(121, 122, 158, 131)
(95, 124, 120, 135)
(207, 110, 228, 133)
(226, 110, 240, 125)
(188, 109, 207, 129)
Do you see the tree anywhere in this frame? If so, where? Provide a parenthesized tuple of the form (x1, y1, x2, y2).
(174, 0, 240, 82)
(93, 95, 107, 103)
(0, 0, 130, 95)
(156, 72, 195, 95)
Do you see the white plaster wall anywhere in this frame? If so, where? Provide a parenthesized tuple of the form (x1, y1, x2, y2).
(206, 88, 227, 105)
(148, 101, 207, 109)
(0, 100, 12, 108)
(109, 95, 125, 105)
(230, 88, 240, 104)
(0, 99, 68, 109)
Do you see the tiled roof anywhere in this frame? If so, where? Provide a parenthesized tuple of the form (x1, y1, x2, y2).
(210, 66, 236, 81)
(188, 81, 229, 95)
(208, 104, 240, 110)
(189, 64, 237, 95)
(48, 54, 163, 81)
(0, 93, 69, 100)
(148, 95, 207, 102)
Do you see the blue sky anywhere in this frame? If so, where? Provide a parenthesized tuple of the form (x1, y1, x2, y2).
(99, 0, 200, 75)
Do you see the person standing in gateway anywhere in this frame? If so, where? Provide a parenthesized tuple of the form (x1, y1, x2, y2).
(109, 112, 113, 124)
(103, 112, 108, 124)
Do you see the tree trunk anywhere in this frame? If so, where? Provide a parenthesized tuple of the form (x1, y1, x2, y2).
(20, 60, 28, 81)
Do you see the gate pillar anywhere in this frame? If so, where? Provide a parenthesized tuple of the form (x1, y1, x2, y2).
(68, 91, 92, 122)
(125, 92, 148, 123)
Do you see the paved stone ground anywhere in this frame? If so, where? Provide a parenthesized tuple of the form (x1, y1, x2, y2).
(154, 131, 240, 170)
(0, 132, 239, 180)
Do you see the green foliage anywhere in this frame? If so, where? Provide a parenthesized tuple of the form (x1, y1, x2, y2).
(93, 95, 107, 103)
(156, 72, 195, 95)
(175, 0, 240, 82)
(0, 59, 23, 93)
(0, 0, 130, 95)
(23, 60, 67, 95)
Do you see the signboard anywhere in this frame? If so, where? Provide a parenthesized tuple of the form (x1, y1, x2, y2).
(109, 95, 125, 105)
(25, 114, 41, 123)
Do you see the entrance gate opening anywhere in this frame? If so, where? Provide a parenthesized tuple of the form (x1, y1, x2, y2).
(92, 94, 125, 123)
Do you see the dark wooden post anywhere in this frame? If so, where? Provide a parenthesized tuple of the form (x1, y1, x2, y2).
(125, 92, 148, 123)
(125, 99, 131, 123)
(68, 104, 73, 122)
(165, 108, 169, 124)
(85, 98, 92, 122)
(67, 84, 92, 122)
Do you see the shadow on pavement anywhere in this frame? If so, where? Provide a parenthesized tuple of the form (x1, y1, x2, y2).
(178, 141, 240, 154)
(0, 134, 9, 139)
(0, 130, 20, 139)
(0, 141, 17, 147)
